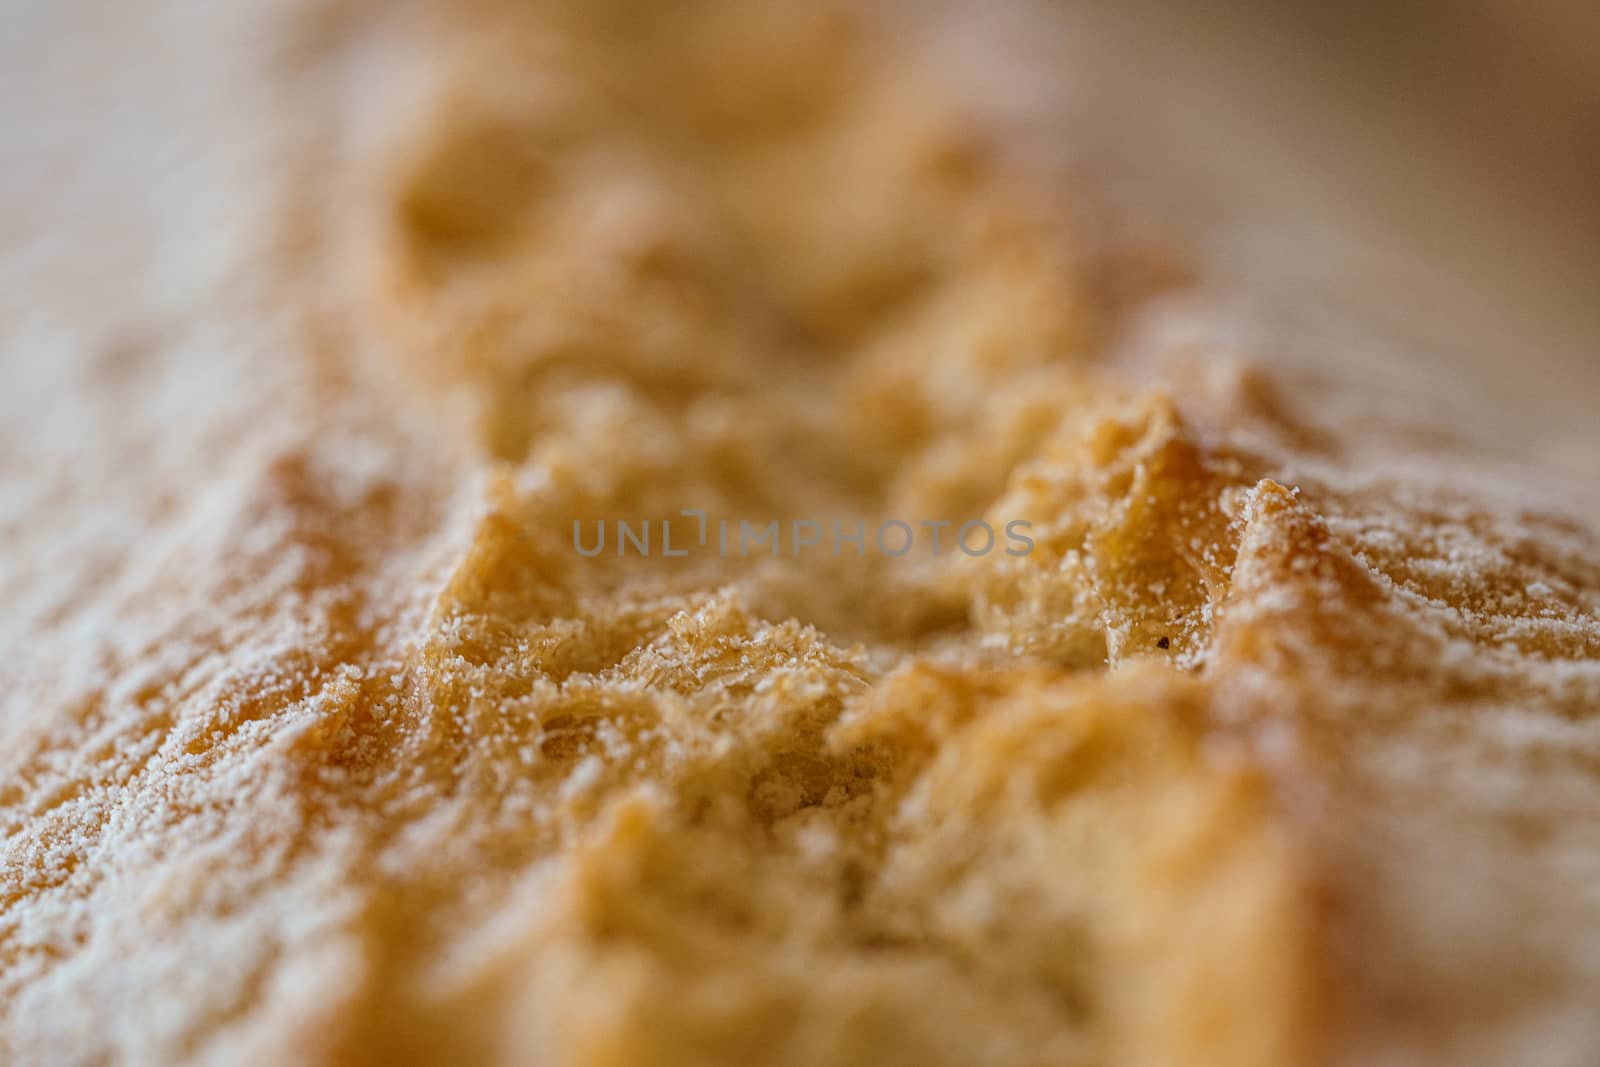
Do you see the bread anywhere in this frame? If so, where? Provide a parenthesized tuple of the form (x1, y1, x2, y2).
(3, 1, 1597, 1064)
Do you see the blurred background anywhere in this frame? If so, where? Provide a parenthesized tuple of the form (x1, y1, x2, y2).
(912, 0, 1600, 484)
(4, 0, 1595, 483)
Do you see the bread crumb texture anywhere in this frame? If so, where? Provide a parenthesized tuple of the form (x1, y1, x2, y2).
(2, 2, 1598, 1065)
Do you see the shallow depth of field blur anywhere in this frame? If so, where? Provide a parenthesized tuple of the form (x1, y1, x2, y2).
(926, 0, 1600, 462)
(4, 0, 1596, 438)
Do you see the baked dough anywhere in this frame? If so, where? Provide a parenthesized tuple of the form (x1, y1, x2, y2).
(2, 2, 1597, 1065)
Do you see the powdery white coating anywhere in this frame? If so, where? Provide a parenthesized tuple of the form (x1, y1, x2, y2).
(2, 2, 1599, 1066)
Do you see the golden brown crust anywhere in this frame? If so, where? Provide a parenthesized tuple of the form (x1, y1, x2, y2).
(2, 2, 1598, 1065)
